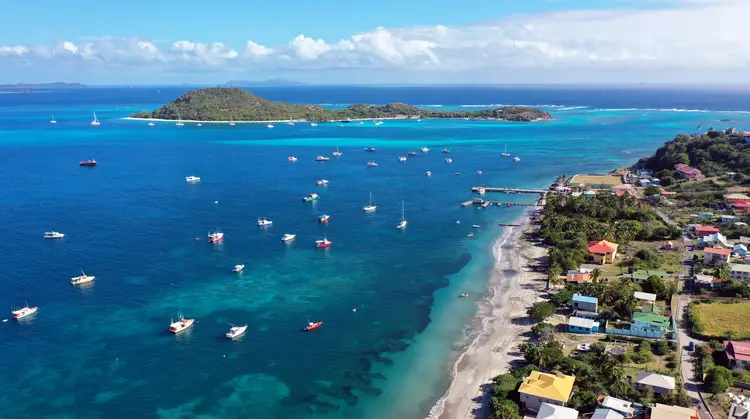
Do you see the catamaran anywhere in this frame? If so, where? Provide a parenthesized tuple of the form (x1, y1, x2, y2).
(363, 191, 377, 212)
(397, 201, 407, 229)
(332, 146, 342, 157)
(71, 269, 96, 285)
(501, 144, 511, 157)
(91, 112, 100, 126)
(226, 324, 248, 339)
(50, 113, 57, 124)
(169, 312, 194, 334)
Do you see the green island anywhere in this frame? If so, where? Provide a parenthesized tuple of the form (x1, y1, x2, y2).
(130, 87, 553, 122)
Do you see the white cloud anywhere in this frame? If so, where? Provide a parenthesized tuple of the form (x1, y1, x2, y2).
(2, 0, 750, 82)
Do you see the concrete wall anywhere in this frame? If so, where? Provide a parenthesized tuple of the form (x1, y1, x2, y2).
(519, 393, 563, 412)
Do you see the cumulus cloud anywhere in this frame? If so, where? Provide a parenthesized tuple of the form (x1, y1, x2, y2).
(1, 0, 749, 81)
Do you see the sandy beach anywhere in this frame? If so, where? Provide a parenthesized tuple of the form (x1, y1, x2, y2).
(432, 210, 548, 419)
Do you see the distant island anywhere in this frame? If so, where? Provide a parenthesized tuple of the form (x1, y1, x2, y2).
(130, 88, 553, 122)
(0, 82, 86, 89)
(223, 79, 307, 87)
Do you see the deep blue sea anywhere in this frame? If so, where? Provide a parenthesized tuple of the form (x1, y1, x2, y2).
(1, 86, 749, 419)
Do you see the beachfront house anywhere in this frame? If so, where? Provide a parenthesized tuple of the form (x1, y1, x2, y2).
(518, 371, 576, 412)
(724, 340, 750, 366)
(567, 316, 599, 334)
(636, 372, 676, 394)
(648, 404, 699, 419)
(704, 247, 732, 266)
(693, 225, 720, 237)
(587, 240, 619, 264)
(674, 163, 703, 180)
(729, 264, 750, 282)
(566, 271, 592, 284)
(571, 294, 598, 312)
(598, 396, 635, 418)
(632, 312, 673, 333)
(638, 178, 651, 187)
(536, 403, 579, 419)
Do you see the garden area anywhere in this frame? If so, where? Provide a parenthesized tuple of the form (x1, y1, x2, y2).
(690, 301, 750, 340)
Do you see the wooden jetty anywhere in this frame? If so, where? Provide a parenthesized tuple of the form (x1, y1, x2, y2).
(460, 199, 539, 208)
(472, 186, 550, 194)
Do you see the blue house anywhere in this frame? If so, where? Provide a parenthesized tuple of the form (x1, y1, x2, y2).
(571, 294, 598, 312)
(568, 316, 600, 334)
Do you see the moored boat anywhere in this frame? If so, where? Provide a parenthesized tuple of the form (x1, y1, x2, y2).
(501, 144, 511, 157)
(397, 201, 407, 229)
(288, 156, 298, 162)
(315, 156, 330, 161)
(185, 175, 200, 182)
(316, 179, 329, 186)
(442, 148, 450, 153)
(303, 193, 319, 202)
(281, 233, 296, 242)
(226, 324, 248, 339)
(421, 147, 429, 153)
(476, 170, 483, 175)
(44, 231, 65, 239)
(513, 156, 521, 162)
(398, 156, 407, 162)
(310, 122, 318, 127)
(367, 161, 378, 167)
(332, 146, 342, 157)
(364, 147, 376, 152)
(315, 237, 332, 248)
(445, 158, 452, 163)
(79, 159, 97, 166)
(71, 269, 95, 285)
(318, 214, 330, 223)
(233, 264, 245, 272)
(305, 321, 323, 331)
(169, 313, 194, 334)
(407, 151, 417, 156)
(267, 124, 274, 128)
(12, 304, 38, 319)
(363, 191, 377, 212)
(208, 230, 224, 243)
(425, 171, 432, 177)
(258, 217, 273, 227)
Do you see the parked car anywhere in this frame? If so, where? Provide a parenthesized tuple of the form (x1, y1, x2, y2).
(688, 341, 695, 351)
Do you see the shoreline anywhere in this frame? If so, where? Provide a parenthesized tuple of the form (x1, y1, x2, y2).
(430, 208, 547, 419)
(121, 116, 549, 124)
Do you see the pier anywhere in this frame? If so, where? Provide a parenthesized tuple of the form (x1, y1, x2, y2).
(471, 186, 549, 194)
(463, 188, 549, 208)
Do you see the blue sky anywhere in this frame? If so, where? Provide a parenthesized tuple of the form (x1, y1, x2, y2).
(1, 0, 748, 84)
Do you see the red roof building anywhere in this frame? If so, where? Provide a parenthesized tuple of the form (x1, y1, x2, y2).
(587, 240, 619, 264)
(703, 247, 732, 266)
(733, 201, 750, 214)
(694, 225, 720, 237)
(674, 163, 703, 180)
(724, 340, 750, 366)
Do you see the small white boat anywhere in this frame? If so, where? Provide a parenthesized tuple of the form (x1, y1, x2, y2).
(258, 217, 273, 227)
(233, 264, 245, 273)
(226, 324, 248, 339)
(332, 146, 342, 157)
(288, 156, 298, 162)
(148, 122, 155, 126)
(185, 176, 201, 182)
(267, 124, 275, 128)
(176, 113, 184, 126)
(513, 157, 521, 162)
(12, 304, 38, 319)
(398, 156, 407, 162)
(477, 170, 483, 175)
(91, 112, 100, 126)
(169, 312, 194, 334)
(44, 231, 65, 239)
(501, 144, 511, 157)
(287, 121, 295, 126)
(472, 225, 481, 229)
(196, 123, 202, 127)
(397, 201, 407, 229)
(421, 147, 429, 153)
(367, 161, 378, 167)
(425, 171, 432, 177)
(374, 121, 383, 126)
(229, 122, 236, 126)
(50, 113, 57, 124)
(311, 123, 318, 127)
(71, 269, 95, 285)
(445, 158, 453, 163)
(316, 156, 330, 161)
(317, 179, 329, 186)
(363, 191, 377, 212)
(441, 149, 449, 153)
(281, 233, 296, 242)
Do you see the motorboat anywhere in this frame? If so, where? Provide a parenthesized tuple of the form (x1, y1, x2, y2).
(367, 161, 378, 167)
(408, 151, 417, 156)
(267, 124, 274, 128)
(318, 214, 330, 223)
(303, 193, 319, 202)
(44, 231, 65, 239)
(315, 237, 332, 248)
(196, 123, 202, 127)
(233, 264, 245, 272)
(316, 179, 329, 186)
(208, 230, 224, 243)
(310, 123, 318, 127)
(501, 144, 511, 157)
(460, 293, 469, 298)
(421, 147, 429, 153)
(472, 225, 481, 228)
(477, 187, 486, 195)
(91, 112, 100, 126)
(12, 304, 38, 319)
(363, 191, 377, 212)
(169, 313, 194, 334)
(80, 159, 97, 167)
(425, 171, 432, 177)
(455, 172, 462, 176)
(442, 149, 450, 153)
(316, 156, 330, 161)
(397, 201, 407, 229)
(476, 170, 483, 175)
(281, 233, 296, 242)
(513, 156, 521, 162)
(148, 122, 155, 126)
(185, 176, 200, 182)
(71, 269, 95, 285)
(445, 158, 452, 163)
(332, 146, 342, 157)
(374, 121, 383, 126)
(287, 121, 295, 126)
(305, 321, 323, 331)
(258, 217, 273, 227)
(288, 156, 298, 162)
(229, 122, 236, 126)
(398, 156, 407, 162)
(467, 233, 475, 238)
(364, 147, 376, 152)
(226, 324, 248, 339)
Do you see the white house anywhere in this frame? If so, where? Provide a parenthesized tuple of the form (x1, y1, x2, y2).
(636, 372, 676, 394)
(730, 264, 750, 282)
(735, 244, 748, 256)
(633, 292, 657, 303)
(698, 232, 730, 248)
(704, 247, 732, 266)
(537, 403, 579, 419)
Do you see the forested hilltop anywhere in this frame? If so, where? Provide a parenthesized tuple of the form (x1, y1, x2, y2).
(131, 88, 552, 122)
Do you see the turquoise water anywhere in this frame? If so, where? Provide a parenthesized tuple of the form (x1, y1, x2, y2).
(1, 87, 750, 418)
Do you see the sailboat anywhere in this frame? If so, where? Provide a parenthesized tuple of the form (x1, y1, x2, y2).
(50, 113, 57, 124)
(176, 113, 184, 126)
(363, 191, 377, 212)
(91, 112, 100, 126)
(501, 144, 511, 157)
(332, 146, 342, 157)
(397, 201, 407, 229)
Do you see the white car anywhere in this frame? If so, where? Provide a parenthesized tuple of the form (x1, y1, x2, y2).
(576, 343, 592, 351)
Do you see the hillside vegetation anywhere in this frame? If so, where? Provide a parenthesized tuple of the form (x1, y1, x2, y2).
(131, 88, 552, 122)
(643, 131, 750, 177)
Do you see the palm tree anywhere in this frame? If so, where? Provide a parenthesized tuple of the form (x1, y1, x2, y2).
(714, 264, 730, 282)
(611, 376, 630, 398)
(590, 268, 603, 284)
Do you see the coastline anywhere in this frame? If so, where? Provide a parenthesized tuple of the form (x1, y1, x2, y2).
(121, 116, 411, 124)
(431, 208, 547, 419)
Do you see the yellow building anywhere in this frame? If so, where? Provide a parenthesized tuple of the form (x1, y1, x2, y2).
(587, 240, 619, 264)
(518, 371, 576, 412)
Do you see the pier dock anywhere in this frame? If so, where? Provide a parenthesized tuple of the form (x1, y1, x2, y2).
(471, 186, 549, 194)
(463, 187, 549, 208)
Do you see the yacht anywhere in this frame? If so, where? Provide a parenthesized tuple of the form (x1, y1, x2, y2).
(316, 156, 330, 161)
(281, 233, 296, 242)
(407, 151, 417, 156)
(421, 147, 429, 153)
(148, 121, 155, 126)
(441, 149, 450, 153)
(513, 156, 521, 162)
(80, 159, 97, 167)
(267, 124, 274, 129)
(185, 176, 200, 182)
(305, 321, 323, 331)
(425, 171, 432, 177)
(316, 179, 329, 186)
(398, 156, 407, 162)
(257, 217, 273, 227)
(318, 214, 330, 223)
(445, 158, 453, 163)
(44, 231, 65, 239)
(91, 112, 100, 126)
(288, 156, 298, 162)
(208, 230, 224, 243)
(397, 201, 407, 229)
(176, 113, 184, 126)
(12, 304, 38, 319)
(501, 144, 511, 157)
(303, 193, 319, 202)
(169, 313, 194, 334)
(50, 113, 57, 124)
(233, 264, 245, 273)
(315, 237, 333, 248)
(71, 269, 96, 285)
(226, 324, 248, 339)
(332, 146, 342, 157)
(363, 191, 377, 212)
(310, 122, 318, 127)
(367, 161, 378, 167)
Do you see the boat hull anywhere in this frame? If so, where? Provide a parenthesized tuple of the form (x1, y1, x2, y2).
(12, 307, 38, 319)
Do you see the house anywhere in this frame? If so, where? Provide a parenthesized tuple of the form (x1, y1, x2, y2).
(536, 403, 579, 419)
(648, 404, 698, 419)
(598, 396, 635, 417)
(638, 178, 651, 187)
(733, 202, 750, 214)
(633, 312, 674, 334)
(724, 340, 750, 366)
(698, 211, 714, 220)
(633, 291, 657, 303)
(571, 294, 598, 312)
(693, 225, 720, 237)
(587, 240, 619, 264)
(568, 316, 600, 334)
(720, 215, 738, 223)
(612, 184, 637, 196)
(518, 371, 576, 412)
(583, 190, 597, 199)
(734, 244, 748, 256)
(674, 163, 703, 180)
(592, 409, 624, 419)
(697, 232, 730, 248)
(740, 236, 750, 245)
(725, 193, 750, 205)
(636, 372, 676, 393)
(651, 178, 661, 186)
(744, 131, 750, 142)
(703, 247, 732, 266)
(729, 264, 750, 282)
(566, 272, 592, 284)
(615, 189, 636, 198)
(693, 274, 724, 289)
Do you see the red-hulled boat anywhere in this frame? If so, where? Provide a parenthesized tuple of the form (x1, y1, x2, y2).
(318, 214, 330, 223)
(79, 159, 97, 166)
(208, 230, 224, 243)
(305, 321, 323, 331)
(315, 238, 332, 248)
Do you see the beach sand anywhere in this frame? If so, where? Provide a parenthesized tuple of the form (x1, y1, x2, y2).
(433, 211, 547, 419)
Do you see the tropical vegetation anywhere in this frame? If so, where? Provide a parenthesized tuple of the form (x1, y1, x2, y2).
(642, 131, 750, 177)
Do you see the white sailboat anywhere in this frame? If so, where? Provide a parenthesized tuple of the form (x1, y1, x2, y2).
(363, 191, 377, 212)
(50, 113, 57, 124)
(176, 113, 184, 126)
(501, 144, 511, 157)
(91, 112, 100, 126)
(332, 146, 342, 157)
(397, 201, 407, 229)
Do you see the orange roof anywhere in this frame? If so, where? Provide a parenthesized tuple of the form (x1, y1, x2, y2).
(566, 273, 592, 283)
(615, 190, 635, 197)
(695, 225, 719, 233)
(588, 240, 619, 254)
(704, 247, 732, 256)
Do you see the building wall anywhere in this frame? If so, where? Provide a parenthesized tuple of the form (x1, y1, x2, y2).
(568, 325, 593, 334)
(519, 393, 562, 412)
(730, 270, 750, 282)
(605, 326, 667, 339)
(572, 300, 598, 312)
